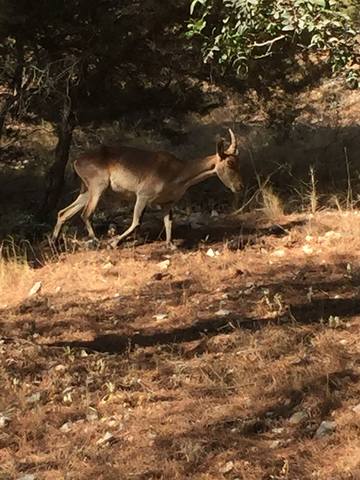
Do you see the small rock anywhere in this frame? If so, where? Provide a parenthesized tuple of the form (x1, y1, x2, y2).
(17, 475, 36, 480)
(302, 245, 314, 255)
(60, 421, 72, 432)
(272, 427, 284, 434)
(289, 411, 308, 425)
(26, 393, 41, 405)
(352, 404, 360, 415)
(220, 461, 234, 474)
(86, 410, 99, 422)
(324, 230, 341, 239)
(28, 281, 42, 297)
(157, 259, 170, 271)
(102, 261, 114, 270)
(211, 209, 219, 217)
(269, 440, 281, 449)
(206, 248, 220, 258)
(272, 249, 286, 257)
(96, 431, 114, 445)
(0, 413, 10, 428)
(153, 314, 168, 321)
(107, 416, 118, 428)
(55, 286, 61, 294)
(54, 364, 66, 372)
(315, 420, 336, 438)
(215, 309, 231, 317)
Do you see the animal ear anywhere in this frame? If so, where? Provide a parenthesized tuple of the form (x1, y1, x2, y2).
(216, 139, 226, 160)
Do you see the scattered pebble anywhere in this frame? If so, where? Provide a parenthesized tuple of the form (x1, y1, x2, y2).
(153, 314, 168, 321)
(269, 440, 281, 449)
(289, 411, 308, 425)
(26, 393, 41, 405)
(272, 427, 284, 434)
(271, 249, 286, 257)
(96, 431, 114, 445)
(28, 281, 42, 297)
(315, 420, 336, 438)
(0, 413, 10, 428)
(102, 261, 114, 270)
(220, 461, 234, 474)
(60, 421, 72, 432)
(54, 364, 66, 372)
(352, 404, 360, 415)
(215, 309, 231, 317)
(302, 245, 314, 255)
(86, 410, 99, 422)
(206, 248, 220, 258)
(157, 259, 171, 271)
(324, 230, 341, 239)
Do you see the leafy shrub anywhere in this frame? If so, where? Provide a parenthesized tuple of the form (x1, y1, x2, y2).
(187, 0, 359, 87)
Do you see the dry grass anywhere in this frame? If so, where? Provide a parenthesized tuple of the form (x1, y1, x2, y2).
(0, 210, 360, 479)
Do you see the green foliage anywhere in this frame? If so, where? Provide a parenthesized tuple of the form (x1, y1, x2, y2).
(187, 0, 359, 87)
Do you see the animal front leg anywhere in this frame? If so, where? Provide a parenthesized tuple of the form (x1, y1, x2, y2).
(163, 207, 176, 249)
(110, 195, 148, 248)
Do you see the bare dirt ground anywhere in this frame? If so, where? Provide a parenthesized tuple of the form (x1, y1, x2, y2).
(0, 210, 360, 480)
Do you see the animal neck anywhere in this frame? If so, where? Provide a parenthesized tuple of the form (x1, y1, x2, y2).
(179, 154, 218, 189)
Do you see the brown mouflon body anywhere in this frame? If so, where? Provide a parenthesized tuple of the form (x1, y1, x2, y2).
(52, 129, 242, 247)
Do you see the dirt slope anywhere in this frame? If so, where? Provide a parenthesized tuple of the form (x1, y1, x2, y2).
(0, 211, 359, 479)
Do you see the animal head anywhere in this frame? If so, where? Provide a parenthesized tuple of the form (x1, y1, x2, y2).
(215, 129, 243, 193)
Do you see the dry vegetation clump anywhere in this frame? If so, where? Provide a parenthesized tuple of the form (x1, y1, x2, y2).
(0, 210, 360, 479)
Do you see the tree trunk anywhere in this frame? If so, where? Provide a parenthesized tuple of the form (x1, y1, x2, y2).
(0, 96, 15, 141)
(41, 94, 75, 216)
(0, 39, 24, 142)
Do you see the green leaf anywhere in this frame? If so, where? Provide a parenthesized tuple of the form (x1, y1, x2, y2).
(311, 0, 326, 6)
(282, 24, 295, 31)
(190, 0, 206, 16)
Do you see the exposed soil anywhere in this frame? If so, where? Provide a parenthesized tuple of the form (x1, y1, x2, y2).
(0, 210, 359, 479)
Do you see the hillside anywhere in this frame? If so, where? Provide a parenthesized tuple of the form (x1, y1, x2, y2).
(0, 210, 359, 479)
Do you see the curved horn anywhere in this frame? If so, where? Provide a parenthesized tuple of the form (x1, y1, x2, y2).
(225, 128, 237, 155)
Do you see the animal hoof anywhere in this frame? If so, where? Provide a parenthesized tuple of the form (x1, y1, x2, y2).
(167, 242, 178, 251)
(85, 238, 100, 250)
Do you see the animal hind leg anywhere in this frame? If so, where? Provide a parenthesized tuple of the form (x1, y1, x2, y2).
(81, 184, 107, 239)
(110, 195, 148, 248)
(52, 191, 89, 240)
